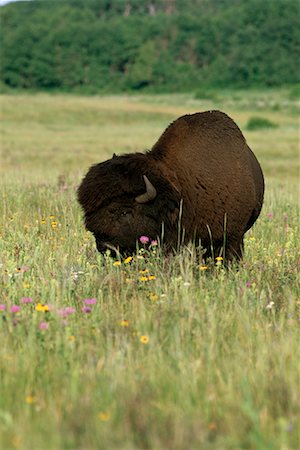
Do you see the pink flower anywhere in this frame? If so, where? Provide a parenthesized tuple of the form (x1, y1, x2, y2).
(139, 236, 150, 244)
(21, 297, 33, 304)
(84, 298, 97, 305)
(267, 212, 273, 219)
(82, 306, 92, 313)
(58, 307, 76, 317)
(39, 322, 49, 330)
(245, 281, 252, 288)
(0, 304, 6, 311)
(10, 305, 21, 313)
(151, 240, 158, 246)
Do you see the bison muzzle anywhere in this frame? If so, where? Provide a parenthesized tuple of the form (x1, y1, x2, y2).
(77, 110, 264, 260)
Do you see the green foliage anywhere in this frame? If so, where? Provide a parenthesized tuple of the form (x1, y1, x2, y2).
(246, 116, 278, 130)
(0, 0, 299, 92)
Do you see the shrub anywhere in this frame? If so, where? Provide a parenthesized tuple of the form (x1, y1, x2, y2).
(246, 116, 278, 130)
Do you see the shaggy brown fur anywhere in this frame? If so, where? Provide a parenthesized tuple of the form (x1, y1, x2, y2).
(78, 110, 264, 260)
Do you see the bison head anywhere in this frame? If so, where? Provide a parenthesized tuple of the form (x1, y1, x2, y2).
(77, 153, 179, 254)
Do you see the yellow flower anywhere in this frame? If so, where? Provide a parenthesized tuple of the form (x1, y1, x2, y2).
(215, 256, 223, 261)
(69, 335, 75, 342)
(139, 276, 148, 282)
(140, 335, 149, 344)
(51, 221, 58, 229)
(199, 265, 208, 271)
(49, 215, 55, 220)
(98, 412, 111, 421)
(139, 269, 149, 274)
(124, 256, 133, 264)
(40, 219, 46, 225)
(25, 395, 36, 404)
(35, 303, 49, 312)
(119, 319, 129, 327)
(113, 261, 121, 266)
(23, 283, 31, 289)
(148, 275, 156, 281)
(148, 293, 158, 302)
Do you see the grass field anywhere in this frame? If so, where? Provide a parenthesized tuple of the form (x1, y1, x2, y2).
(0, 89, 299, 450)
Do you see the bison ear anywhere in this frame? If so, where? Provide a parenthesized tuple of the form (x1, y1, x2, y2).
(112, 153, 117, 159)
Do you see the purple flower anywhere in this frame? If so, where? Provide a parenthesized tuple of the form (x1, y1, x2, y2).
(39, 322, 49, 330)
(58, 307, 76, 317)
(151, 240, 158, 246)
(82, 306, 92, 313)
(84, 298, 97, 305)
(10, 305, 21, 313)
(21, 297, 33, 304)
(0, 304, 6, 311)
(139, 236, 150, 244)
(245, 281, 252, 288)
(267, 212, 273, 219)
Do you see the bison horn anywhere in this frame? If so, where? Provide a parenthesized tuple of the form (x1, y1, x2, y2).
(135, 175, 157, 203)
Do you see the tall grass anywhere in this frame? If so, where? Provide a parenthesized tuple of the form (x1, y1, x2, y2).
(0, 90, 299, 449)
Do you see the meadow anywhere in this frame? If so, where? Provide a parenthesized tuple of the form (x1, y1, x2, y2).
(0, 89, 299, 450)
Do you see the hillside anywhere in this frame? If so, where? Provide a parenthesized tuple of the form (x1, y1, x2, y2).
(0, 0, 299, 92)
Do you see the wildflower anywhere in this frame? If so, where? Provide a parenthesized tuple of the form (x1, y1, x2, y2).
(119, 319, 129, 327)
(124, 256, 133, 264)
(267, 212, 273, 219)
(266, 301, 275, 310)
(139, 236, 149, 244)
(82, 306, 92, 313)
(40, 219, 46, 225)
(39, 322, 49, 330)
(245, 281, 252, 288)
(0, 304, 6, 311)
(140, 335, 149, 344)
(148, 275, 156, 281)
(98, 412, 111, 421)
(199, 265, 208, 271)
(51, 221, 58, 229)
(113, 261, 121, 266)
(58, 307, 76, 317)
(148, 293, 158, 302)
(10, 305, 21, 313)
(25, 396, 36, 404)
(21, 297, 33, 304)
(215, 256, 223, 262)
(49, 215, 55, 220)
(84, 298, 97, 305)
(139, 269, 149, 274)
(139, 276, 149, 282)
(69, 335, 75, 342)
(35, 303, 50, 312)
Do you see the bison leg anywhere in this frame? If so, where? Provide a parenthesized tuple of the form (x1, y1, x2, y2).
(226, 238, 244, 261)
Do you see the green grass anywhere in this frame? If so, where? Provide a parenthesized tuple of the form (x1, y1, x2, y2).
(0, 90, 299, 450)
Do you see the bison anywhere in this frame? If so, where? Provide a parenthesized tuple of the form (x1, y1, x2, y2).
(77, 110, 264, 260)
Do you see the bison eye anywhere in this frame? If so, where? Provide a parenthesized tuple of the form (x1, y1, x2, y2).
(120, 210, 132, 219)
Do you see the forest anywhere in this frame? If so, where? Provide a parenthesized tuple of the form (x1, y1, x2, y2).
(0, 0, 299, 92)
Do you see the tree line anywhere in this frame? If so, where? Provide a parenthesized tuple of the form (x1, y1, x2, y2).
(0, 0, 299, 93)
